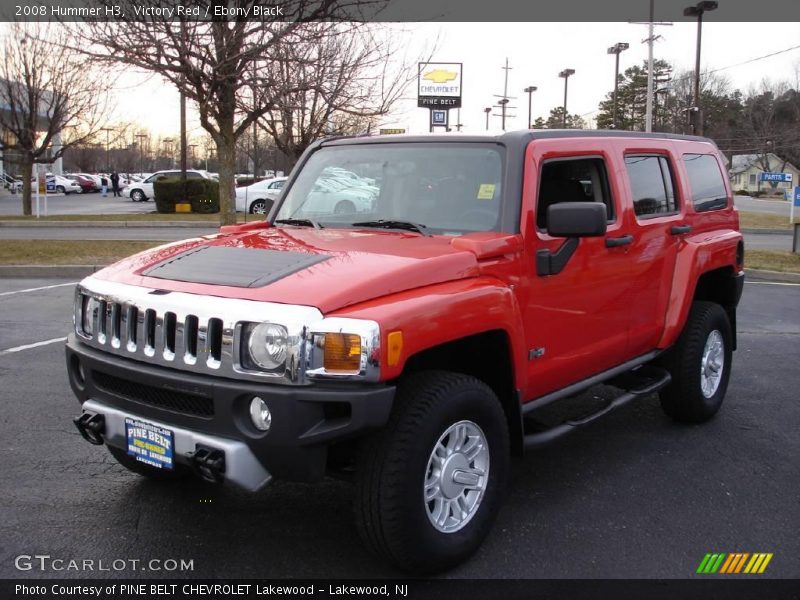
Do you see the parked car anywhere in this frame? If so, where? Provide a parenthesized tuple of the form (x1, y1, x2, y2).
(65, 174, 98, 194)
(126, 169, 211, 202)
(32, 174, 82, 194)
(68, 130, 743, 575)
(235, 177, 287, 213)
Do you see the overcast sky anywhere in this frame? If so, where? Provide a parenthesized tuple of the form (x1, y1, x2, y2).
(93, 21, 800, 140)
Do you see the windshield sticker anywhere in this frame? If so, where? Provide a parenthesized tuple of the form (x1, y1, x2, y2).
(477, 184, 496, 200)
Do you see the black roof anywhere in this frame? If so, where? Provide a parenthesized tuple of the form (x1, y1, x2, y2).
(320, 129, 714, 147)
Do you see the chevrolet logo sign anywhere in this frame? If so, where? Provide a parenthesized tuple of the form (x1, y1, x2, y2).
(423, 69, 458, 84)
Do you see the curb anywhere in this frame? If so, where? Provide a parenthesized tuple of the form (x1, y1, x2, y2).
(745, 268, 800, 284)
(0, 220, 219, 228)
(741, 228, 793, 235)
(0, 265, 106, 278)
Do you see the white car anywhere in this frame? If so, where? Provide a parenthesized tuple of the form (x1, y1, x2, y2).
(33, 174, 82, 195)
(235, 177, 287, 214)
(126, 169, 210, 202)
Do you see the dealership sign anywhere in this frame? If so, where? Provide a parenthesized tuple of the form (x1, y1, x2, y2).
(418, 62, 462, 108)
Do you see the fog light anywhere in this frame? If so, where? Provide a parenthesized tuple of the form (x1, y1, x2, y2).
(249, 396, 272, 432)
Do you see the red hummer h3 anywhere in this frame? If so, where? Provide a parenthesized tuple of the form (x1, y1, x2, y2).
(68, 130, 744, 573)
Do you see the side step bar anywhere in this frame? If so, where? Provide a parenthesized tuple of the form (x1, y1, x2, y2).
(523, 365, 671, 449)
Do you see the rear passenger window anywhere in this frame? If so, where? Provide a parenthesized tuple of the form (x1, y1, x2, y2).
(537, 157, 614, 230)
(624, 155, 678, 217)
(683, 154, 728, 212)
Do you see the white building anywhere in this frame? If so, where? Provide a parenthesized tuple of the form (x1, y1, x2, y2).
(729, 153, 798, 195)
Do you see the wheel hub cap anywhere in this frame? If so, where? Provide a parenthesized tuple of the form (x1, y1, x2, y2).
(700, 329, 725, 398)
(424, 420, 490, 533)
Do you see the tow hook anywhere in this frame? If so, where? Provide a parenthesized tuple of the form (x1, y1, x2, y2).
(73, 412, 105, 445)
(187, 446, 226, 484)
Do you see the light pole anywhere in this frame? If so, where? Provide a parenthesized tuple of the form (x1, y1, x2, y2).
(135, 133, 147, 176)
(498, 98, 510, 131)
(163, 138, 174, 169)
(100, 128, 113, 172)
(606, 43, 629, 129)
(189, 144, 197, 169)
(484, 107, 491, 131)
(558, 69, 575, 128)
(684, 0, 718, 135)
(524, 86, 538, 128)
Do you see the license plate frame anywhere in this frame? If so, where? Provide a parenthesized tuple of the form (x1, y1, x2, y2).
(125, 417, 174, 470)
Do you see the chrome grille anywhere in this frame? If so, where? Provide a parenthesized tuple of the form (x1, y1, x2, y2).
(74, 277, 323, 384)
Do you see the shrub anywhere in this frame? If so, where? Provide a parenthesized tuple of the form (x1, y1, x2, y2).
(750, 190, 764, 198)
(154, 177, 220, 213)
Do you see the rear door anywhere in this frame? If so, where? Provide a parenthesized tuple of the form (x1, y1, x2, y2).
(621, 145, 686, 355)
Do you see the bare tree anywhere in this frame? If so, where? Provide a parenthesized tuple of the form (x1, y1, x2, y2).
(0, 23, 110, 215)
(259, 24, 419, 163)
(73, 1, 385, 224)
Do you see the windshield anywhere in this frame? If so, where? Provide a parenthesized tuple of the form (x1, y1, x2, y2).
(274, 143, 505, 234)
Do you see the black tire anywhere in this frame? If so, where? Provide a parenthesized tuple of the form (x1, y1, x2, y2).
(130, 189, 145, 202)
(249, 199, 271, 214)
(107, 445, 188, 481)
(354, 371, 509, 574)
(658, 301, 732, 423)
(56, 185, 66, 194)
(334, 200, 355, 214)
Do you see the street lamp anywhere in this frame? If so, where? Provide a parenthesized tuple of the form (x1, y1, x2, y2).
(558, 69, 576, 128)
(135, 133, 147, 176)
(523, 86, 538, 129)
(498, 98, 510, 131)
(100, 128, 113, 172)
(684, 0, 719, 135)
(607, 43, 629, 129)
(484, 107, 491, 131)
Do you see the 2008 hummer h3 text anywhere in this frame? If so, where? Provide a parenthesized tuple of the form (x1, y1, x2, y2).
(67, 130, 744, 573)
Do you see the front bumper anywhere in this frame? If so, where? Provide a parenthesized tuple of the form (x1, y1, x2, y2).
(66, 335, 395, 488)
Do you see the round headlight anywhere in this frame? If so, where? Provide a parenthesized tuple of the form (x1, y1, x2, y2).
(247, 323, 288, 371)
(249, 396, 272, 432)
(82, 296, 99, 336)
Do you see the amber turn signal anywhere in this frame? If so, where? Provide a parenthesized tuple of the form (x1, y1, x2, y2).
(324, 333, 361, 372)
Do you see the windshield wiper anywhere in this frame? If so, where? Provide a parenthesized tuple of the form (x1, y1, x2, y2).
(274, 218, 323, 229)
(351, 219, 429, 236)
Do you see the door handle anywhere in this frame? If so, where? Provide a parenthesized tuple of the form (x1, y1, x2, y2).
(670, 224, 692, 235)
(605, 234, 634, 248)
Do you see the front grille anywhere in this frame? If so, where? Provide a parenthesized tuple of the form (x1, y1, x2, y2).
(92, 370, 215, 417)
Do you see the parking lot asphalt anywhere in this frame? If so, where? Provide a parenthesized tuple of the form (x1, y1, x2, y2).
(0, 191, 153, 216)
(0, 277, 798, 580)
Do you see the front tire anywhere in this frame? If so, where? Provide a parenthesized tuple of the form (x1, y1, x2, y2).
(56, 185, 66, 194)
(658, 301, 733, 423)
(130, 189, 145, 202)
(354, 371, 509, 574)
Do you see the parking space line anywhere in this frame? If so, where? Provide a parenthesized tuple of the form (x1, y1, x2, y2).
(0, 282, 77, 297)
(0, 337, 67, 355)
(745, 281, 800, 287)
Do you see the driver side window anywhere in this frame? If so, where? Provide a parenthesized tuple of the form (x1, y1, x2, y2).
(536, 157, 615, 230)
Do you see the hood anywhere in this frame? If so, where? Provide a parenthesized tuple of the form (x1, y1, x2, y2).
(94, 224, 501, 314)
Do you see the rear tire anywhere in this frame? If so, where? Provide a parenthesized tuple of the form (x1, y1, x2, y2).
(354, 371, 509, 574)
(107, 445, 188, 481)
(658, 301, 732, 423)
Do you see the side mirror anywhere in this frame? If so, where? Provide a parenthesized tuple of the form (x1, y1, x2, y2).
(537, 202, 608, 277)
(546, 202, 607, 238)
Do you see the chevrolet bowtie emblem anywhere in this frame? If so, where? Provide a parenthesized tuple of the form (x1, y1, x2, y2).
(423, 69, 458, 84)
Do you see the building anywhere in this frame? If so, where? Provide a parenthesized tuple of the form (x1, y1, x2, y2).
(729, 153, 798, 195)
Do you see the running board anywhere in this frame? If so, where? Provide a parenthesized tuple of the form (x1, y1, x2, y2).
(523, 365, 671, 449)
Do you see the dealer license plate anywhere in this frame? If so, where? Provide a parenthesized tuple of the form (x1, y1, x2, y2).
(125, 417, 174, 470)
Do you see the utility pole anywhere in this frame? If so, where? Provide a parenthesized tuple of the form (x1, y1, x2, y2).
(558, 69, 575, 128)
(492, 58, 516, 130)
(607, 43, 629, 129)
(524, 86, 538, 128)
(179, 20, 188, 192)
(632, 2, 673, 132)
